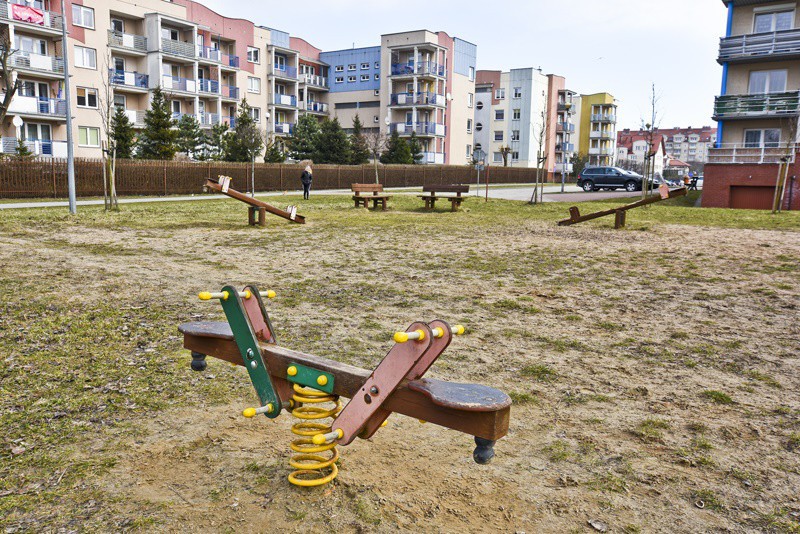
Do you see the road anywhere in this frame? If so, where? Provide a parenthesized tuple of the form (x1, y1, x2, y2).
(475, 186, 645, 203)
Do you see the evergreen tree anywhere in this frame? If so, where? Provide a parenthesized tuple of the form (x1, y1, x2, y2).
(263, 138, 285, 163)
(225, 99, 264, 162)
(349, 114, 370, 165)
(287, 114, 320, 161)
(12, 139, 34, 160)
(110, 106, 136, 159)
(204, 122, 229, 161)
(408, 131, 424, 164)
(314, 117, 351, 164)
(176, 113, 204, 158)
(137, 86, 177, 160)
(380, 131, 413, 164)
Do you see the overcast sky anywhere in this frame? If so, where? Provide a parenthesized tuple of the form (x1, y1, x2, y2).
(201, 0, 728, 130)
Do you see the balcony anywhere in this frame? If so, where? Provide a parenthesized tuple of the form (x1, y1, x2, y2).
(301, 74, 327, 88)
(555, 143, 575, 153)
(273, 65, 298, 79)
(2, 94, 66, 118)
(274, 122, 294, 135)
(591, 114, 616, 123)
(198, 78, 220, 94)
(390, 61, 445, 77)
(556, 122, 575, 133)
(0, 2, 63, 34)
(272, 94, 297, 107)
(1, 137, 67, 157)
(303, 101, 328, 113)
(222, 53, 240, 69)
(110, 69, 149, 90)
(557, 102, 574, 112)
(162, 75, 197, 93)
(554, 162, 574, 173)
(713, 91, 800, 120)
(225, 116, 235, 128)
(108, 30, 147, 54)
(707, 143, 796, 164)
(588, 147, 614, 156)
(11, 52, 64, 77)
(198, 112, 221, 127)
(197, 46, 221, 63)
(389, 92, 446, 107)
(121, 109, 145, 128)
(718, 29, 800, 64)
(420, 152, 445, 164)
(221, 85, 239, 99)
(590, 130, 613, 139)
(161, 38, 196, 59)
(390, 122, 446, 136)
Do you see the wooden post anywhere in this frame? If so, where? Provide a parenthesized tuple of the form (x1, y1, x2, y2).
(614, 210, 626, 229)
(362, 165, 365, 182)
(52, 158, 56, 198)
(163, 160, 167, 196)
(279, 164, 283, 190)
(337, 165, 341, 189)
(258, 207, 266, 226)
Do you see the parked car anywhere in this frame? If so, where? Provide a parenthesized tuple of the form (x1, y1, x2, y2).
(577, 167, 647, 192)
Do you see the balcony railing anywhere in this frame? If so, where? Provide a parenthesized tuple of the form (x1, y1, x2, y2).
(225, 116, 236, 128)
(3, 94, 66, 117)
(221, 85, 239, 99)
(390, 122, 446, 136)
(11, 52, 63, 74)
(0, 1, 63, 31)
(390, 92, 446, 106)
(110, 69, 149, 89)
(108, 30, 147, 53)
(719, 29, 800, 63)
(161, 37, 196, 59)
(273, 94, 297, 107)
(713, 91, 800, 119)
(274, 122, 294, 134)
(707, 143, 797, 164)
(556, 143, 575, 152)
(390, 61, 445, 77)
(197, 45, 221, 62)
(588, 147, 614, 155)
(273, 65, 297, 79)
(420, 152, 445, 164)
(198, 78, 220, 94)
(222, 53, 240, 69)
(304, 101, 328, 113)
(556, 122, 575, 133)
(162, 75, 197, 93)
(554, 162, 574, 173)
(198, 112, 221, 126)
(590, 130, 613, 139)
(301, 74, 327, 87)
(122, 109, 146, 127)
(591, 114, 616, 122)
(1, 137, 67, 157)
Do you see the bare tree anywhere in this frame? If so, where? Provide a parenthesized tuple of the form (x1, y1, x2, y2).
(0, 27, 20, 127)
(773, 115, 799, 213)
(640, 84, 662, 200)
(530, 108, 549, 204)
(499, 145, 511, 167)
(97, 51, 119, 210)
(363, 129, 387, 183)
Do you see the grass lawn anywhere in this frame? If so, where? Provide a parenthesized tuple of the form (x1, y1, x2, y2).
(1, 193, 798, 532)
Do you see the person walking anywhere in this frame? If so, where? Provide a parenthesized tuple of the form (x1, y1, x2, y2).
(301, 164, 313, 200)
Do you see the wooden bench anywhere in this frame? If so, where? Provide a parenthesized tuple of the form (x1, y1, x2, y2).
(418, 185, 470, 212)
(352, 183, 392, 211)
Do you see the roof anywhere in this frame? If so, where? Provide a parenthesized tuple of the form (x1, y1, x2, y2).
(616, 131, 666, 156)
(667, 158, 691, 167)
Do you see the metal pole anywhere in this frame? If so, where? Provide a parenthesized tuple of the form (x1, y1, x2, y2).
(61, 0, 76, 213)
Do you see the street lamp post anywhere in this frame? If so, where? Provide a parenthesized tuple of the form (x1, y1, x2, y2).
(61, 0, 76, 214)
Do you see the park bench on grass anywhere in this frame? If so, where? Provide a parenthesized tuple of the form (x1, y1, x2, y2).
(351, 183, 392, 210)
(418, 185, 470, 212)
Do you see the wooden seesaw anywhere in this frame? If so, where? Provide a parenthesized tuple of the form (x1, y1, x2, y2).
(558, 184, 688, 229)
(179, 285, 511, 487)
(203, 176, 305, 226)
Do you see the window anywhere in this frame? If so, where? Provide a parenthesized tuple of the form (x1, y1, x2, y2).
(348, 75, 356, 82)
(494, 131, 503, 141)
(247, 46, 260, 63)
(493, 152, 503, 163)
(468, 66, 475, 81)
(171, 100, 181, 114)
(360, 74, 370, 81)
(467, 119, 473, 133)
(512, 151, 519, 161)
(513, 87, 522, 98)
(754, 10, 794, 33)
(78, 126, 100, 147)
(495, 88, 505, 99)
(247, 77, 261, 93)
(466, 144, 471, 157)
(361, 62, 370, 70)
(511, 130, 520, 141)
(335, 76, 344, 83)
(495, 109, 504, 120)
(468, 93, 474, 108)
(111, 19, 124, 33)
(374, 74, 380, 80)
(348, 64, 356, 71)
(72, 5, 94, 29)
(113, 57, 125, 72)
(113, 94, 126, 110)
(335, 65, 344, 72)
(512, 109, 521, 120)
(249, 107, 261, 122)
(76, 87, 98, 108)
(749, 69, 787, 94)
(15, 36, 47, 55)
(475, 122, 483, 131)
(476, 101, 483, 110)
(74, 46, 96, 69)
(744, 128, 781, 148)
(374, 61, 380, 69)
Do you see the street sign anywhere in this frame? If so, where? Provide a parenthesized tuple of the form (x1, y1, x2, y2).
(474, 164, 485, 171)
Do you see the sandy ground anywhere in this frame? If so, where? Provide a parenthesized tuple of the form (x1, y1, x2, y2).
(1, 200, 799, 533)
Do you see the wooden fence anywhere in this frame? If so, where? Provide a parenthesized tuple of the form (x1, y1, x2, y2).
(0, 158, 552, 199)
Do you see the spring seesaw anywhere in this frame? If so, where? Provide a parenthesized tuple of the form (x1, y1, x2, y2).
(178, 284, 511, 487)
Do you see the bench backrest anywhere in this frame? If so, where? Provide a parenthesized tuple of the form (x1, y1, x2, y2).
(352, 183, 384, 195)
(423, 185, 470, 194)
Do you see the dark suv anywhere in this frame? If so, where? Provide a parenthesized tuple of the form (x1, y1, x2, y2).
(577, 167, 645, 192)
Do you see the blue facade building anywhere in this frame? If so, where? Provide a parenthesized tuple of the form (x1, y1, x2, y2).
(320, 47, 382, 93)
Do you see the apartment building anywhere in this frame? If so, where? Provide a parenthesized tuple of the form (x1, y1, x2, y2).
(705, 0, 800, 209)
(618, 127, 716, 165)
(615, 131, 667, 176)
(574, 92, 617, 166)
(553, 84, 577, 180)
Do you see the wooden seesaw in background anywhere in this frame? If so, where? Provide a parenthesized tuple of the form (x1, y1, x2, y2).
(179, 285, 511, 488)
(558, 185, 688, 229)
(203, 176, 305, 226)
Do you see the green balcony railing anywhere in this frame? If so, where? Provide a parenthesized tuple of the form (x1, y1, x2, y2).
(713, 91, 800, 119)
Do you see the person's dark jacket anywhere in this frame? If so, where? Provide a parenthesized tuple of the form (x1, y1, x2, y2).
(301, 170, 312, 185)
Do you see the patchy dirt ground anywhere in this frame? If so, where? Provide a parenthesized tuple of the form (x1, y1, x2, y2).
(1, 194, 799, 533)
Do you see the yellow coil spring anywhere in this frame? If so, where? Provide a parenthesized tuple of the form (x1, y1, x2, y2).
(288, 383, 342, 487)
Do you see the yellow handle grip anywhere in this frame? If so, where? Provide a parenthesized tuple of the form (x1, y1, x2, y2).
(393, 329, 426, 343)
(242, 404, 274, 418)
